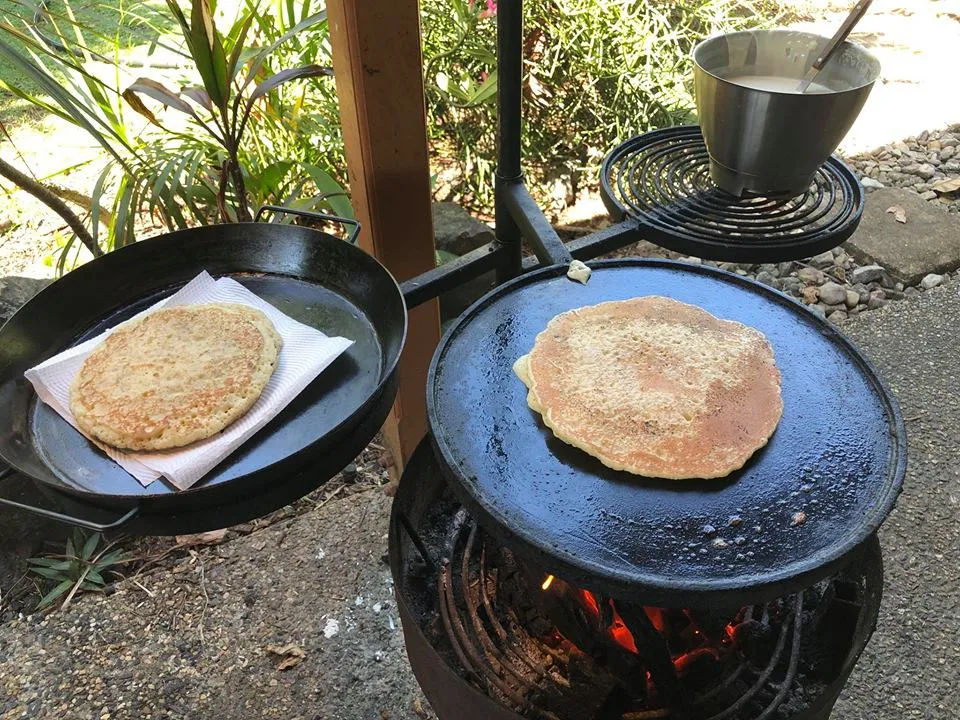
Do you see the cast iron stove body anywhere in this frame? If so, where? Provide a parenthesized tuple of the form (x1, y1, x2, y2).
(391, 1, 904, 719)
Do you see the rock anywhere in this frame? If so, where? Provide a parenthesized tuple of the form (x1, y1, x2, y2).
(884, 288, 906, 300)
(777, 277, 802, 295)
(808, 305, 826, 320)
(940, 146, 957, 162)
(829, 309, 848, 323)
(0, 276, 53, 326)
(810, 250, 836, 269)
(778, 261, 796, 276)
(757, 263, 778, 276)
(894, 282, 905, 291)
(861, 177, 884, 189)
(904, 164, 936, 180)
(755, 271, 775, 286)
(850, 265, 887, 284)
(845, 290, 860, 309)
(920, 190, 938, 201)
(797, 267, 825, 285)
(920, 273, 945, 290)
(801, 286, 820, 305)
(867, 290, 887, 310)
(944, 162, 960, 173)
(879, 272, 896, 289)
(432, 202, 495, 256)
(818, 281, 848, 306)
(852, 283, 871, 301)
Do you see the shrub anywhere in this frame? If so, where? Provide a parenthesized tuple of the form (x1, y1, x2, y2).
(421, 0, 775, 212)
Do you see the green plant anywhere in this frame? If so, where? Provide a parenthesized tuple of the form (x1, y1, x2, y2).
(421, 0, 776, 211)
(27, 529, 128, 610)
(0, 0, 350, 271)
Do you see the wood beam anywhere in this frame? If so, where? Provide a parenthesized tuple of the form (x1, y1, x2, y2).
(327, 0, 440, 475)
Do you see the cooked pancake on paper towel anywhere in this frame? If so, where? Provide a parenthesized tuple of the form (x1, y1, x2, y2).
(70, 303, 281, 451)
(513, 297, 783, 479)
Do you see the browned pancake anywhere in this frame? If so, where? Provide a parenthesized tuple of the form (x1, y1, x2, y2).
(514, 297, 783, 479)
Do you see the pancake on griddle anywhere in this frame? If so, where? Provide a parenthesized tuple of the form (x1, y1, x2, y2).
(514, 296, 782, 479)
(70, 302, 281, 451)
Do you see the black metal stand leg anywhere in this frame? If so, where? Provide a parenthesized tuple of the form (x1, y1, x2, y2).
(495, 0, 523, 281)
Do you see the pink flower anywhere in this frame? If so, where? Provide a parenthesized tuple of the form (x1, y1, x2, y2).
(480, 0, 497, 19)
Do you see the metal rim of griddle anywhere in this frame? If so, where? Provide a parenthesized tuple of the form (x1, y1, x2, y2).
(426, 259, 906, 608)
(600, 126, 864, 263)
(0, 206, 407, 535)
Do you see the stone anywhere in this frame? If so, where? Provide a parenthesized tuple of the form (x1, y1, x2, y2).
(852, 283, 871, 301)
(755, 271, 775, 287)
(818, 282, 848, 306)
(0, 276, 53, 326)
(777, 277, 802, 295)
(884, 288, 906, 300)
(808, 305, 826, 320)
(920, 273, 945, 290)
(778, 261, 796, 276)
(432, 202, 495, 256)
(829, 309, 848, 323)
(921, 191, 938, 201)
(845, 290, 860, 309)
(845, 189, 960, 285)
(850, 264, 887, 284)
(810, 250, 836, 269)
(904, 164, 936, 180)
(797, 267, 824, 285)
(940, 146, 957, 162)
(757, 263, 778, 276)
(867, 290, 887, 310)
(861, 177, 884, 189)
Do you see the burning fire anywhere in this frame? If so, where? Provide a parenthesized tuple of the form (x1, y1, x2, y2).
(541, 574, 736, 674)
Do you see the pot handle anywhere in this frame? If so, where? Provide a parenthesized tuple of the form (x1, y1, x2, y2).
(254, 205, 361, 246)
(0, 464, 139, 532)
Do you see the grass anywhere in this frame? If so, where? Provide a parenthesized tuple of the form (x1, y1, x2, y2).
(0, 0, 176, 128)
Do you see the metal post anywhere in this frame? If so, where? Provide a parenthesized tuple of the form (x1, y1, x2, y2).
(494, 0, 523, 281)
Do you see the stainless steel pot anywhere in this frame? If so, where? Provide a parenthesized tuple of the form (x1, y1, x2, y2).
(693, 30, 880, 198)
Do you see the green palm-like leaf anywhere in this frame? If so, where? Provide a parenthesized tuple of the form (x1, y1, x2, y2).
(37, 579, 73, 609)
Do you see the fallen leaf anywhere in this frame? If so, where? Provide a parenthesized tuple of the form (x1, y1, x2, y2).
(801, 286, 820, 305)
(265, 643, 307, 670)
(932, 177, 960, 194)
(175, 529, 228, 547)
(886, 205, 907, 223)
(413, 697, 429, 718)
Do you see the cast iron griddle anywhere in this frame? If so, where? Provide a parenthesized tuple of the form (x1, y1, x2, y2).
(428, 259, 906, 607)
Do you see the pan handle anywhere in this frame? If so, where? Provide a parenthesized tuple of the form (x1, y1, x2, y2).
(0, 465, 139, 532)
(254, 204, 361, 245)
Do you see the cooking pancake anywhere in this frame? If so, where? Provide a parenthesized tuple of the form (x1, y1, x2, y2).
(514, 296, 783, 479)
(70, 302, 281, 451)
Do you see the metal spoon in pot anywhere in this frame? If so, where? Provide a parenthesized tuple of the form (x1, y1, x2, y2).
(796, 0, 874, 93)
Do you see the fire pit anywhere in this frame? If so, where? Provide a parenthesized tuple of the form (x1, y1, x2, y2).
(383, 3, 905, 718)
(391, 441, 884, 720)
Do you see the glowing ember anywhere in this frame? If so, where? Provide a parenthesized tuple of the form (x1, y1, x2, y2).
(541, 574, 555, 591)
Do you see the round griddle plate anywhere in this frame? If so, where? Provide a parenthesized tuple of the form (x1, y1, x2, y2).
(28, 275, 382, 498)
(428, 260, 905, 607)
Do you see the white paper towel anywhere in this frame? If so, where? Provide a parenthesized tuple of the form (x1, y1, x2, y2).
(25, 271, 353, 490)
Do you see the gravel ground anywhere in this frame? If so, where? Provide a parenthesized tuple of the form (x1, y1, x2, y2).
(833, 278, 960, 719)
(0, 488, 435, 720)
(846, 125, 960, 215)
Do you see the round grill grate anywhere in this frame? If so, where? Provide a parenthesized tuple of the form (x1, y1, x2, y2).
(600, 126, 864, 263)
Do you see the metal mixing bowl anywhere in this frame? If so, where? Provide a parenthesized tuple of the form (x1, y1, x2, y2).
(693, 29, 880, 198)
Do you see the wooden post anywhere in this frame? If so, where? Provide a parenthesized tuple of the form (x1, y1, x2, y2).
(327, 0, 441, 475)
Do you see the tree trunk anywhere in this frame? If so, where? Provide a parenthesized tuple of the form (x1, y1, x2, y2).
(0, 156, 103, 258)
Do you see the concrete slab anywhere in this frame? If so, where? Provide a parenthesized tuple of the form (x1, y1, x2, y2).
(844, 188, 960, 285)
(836, 279, 960, 720)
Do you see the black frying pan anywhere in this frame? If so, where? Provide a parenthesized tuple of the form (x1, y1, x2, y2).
(428, 259, 906, 607)
(0, 207, 406, 535)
